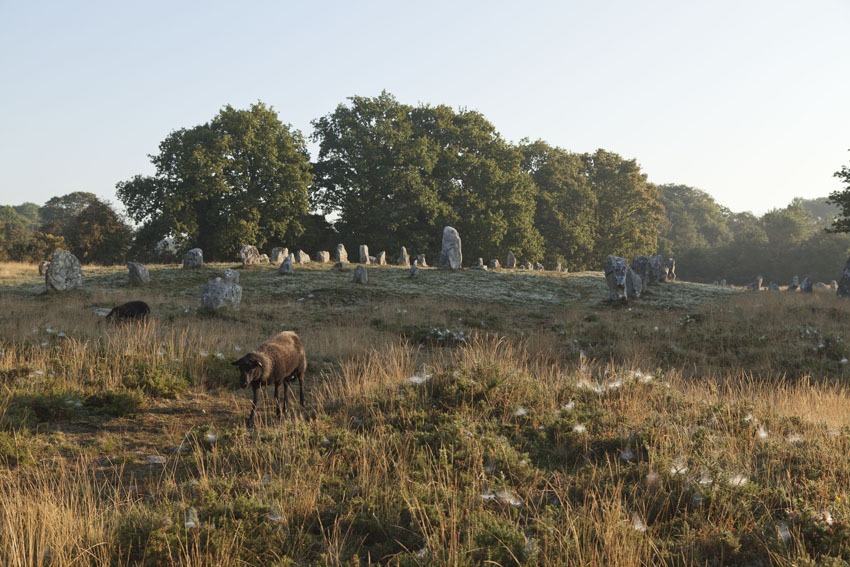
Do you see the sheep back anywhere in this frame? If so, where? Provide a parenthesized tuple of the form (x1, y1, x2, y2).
(253, 331, 306, 384)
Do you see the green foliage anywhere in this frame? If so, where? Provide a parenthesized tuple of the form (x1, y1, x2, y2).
(657, 184, 732, 257)
(66, 200, 133, 265)
(828, 153, 850, 233)
(122, 360, 190, 398)
(311, 91, 544, 262)
(118, 102, 312, 260)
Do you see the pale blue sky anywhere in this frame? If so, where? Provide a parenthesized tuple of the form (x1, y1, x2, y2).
(1, 0, 848, 215)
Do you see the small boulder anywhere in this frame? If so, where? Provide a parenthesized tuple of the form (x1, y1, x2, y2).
(506, 251, 517, 269)
(800, 277, 813, 293)
(183, 248, 203, 269)
(278, 254, 294, 275)
(127, 262, 150, 286)
(317, 251, 330, 263)
(720, 279, 727, 287)
(488, 259, 501, 269)
(45, 250, 83, 292)
(439, 226, 462, 270)
(352, 265, 368, 284)
(239, 245, 261, 266)
(524, 261, 533, 270)
(331, 261, 348, 271)
(533, 262, 544, 271)
(470, 258, 487, 271)
(748, 276, 763, 291)
(768, 282, 780, 291)
(814, 282, 829, 291)
(294, 250, 310, 264)
(554, 262, 563, 272)
(416, 254, 428, 267)
(359, 245, 370, 264)
(271, 247, 289, 264)
(408, 265, 419, 278)
(375, 251, 386, 265)
(201, 272, 242, 309)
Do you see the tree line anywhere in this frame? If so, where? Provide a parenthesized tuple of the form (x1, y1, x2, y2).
(2, 93, 850, 284)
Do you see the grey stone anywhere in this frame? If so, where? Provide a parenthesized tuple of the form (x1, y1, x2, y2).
(415, 254, 428, 267)
(470, 258, 487, 271)
(554, 262, 563, 273)
(648, 254, 669, 284)
(258, 254, 270, 264)
(838, 257, 850, 298)
(239, 245, 261, 266)
(278, 255, 294, 274)
(408, 265, 419, 278)
(533, 262, 544, 271)
(201, 274, 242, 310)
(665, 258, 676, 280)
(488, 259, 501, 269)
(352, 265, 368, 284)
(369, 255, 376, 264)
(317, 251, 330, 263)
(748, 276, 763, 291)
(630, 257, 651, 290)
(506, 251, 516, 269)
(768, 282, 780, 291)
(271, 247, 289, 264)
(524, 261, 533, 270)
(359, 245, 370, 264)
(801, 277, 813, 293)
(38, 261, 50, 275)
(792, 275, 800, 287)
(331, 261, 348, 271)
(625, 267, 642, 299)
(183, 248, 203, 269)
(294, 250, 310, 264)
(831, 280, 838, 291)
(605, 256, 628, 301)
(127, 262, 150, 286)
(45, 250, 82, 292)
(439, 226, 462, 270)
(397, 247, 410, 267)
(375, 251, 386, 265)
(720, 279, 727, 287)
(336, 244, 348, 264)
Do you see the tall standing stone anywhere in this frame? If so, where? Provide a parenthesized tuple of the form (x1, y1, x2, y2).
(352, 265, 368, 284)
(625, 267, 642, 299)
(397, 247, 410, 267)
(439, 226, 462, 270)
(45, 250, 82, 292)
(605, 256, 628, 301)
(359, 245, 370, 264)
(127, 262, 150, 286)
(375, 251, 386, 265)
(278, 254, 294, 274)
(506, 251, 517, 269)
(183, 248, 203, 269)
(648, 254, 669, 284)
(271, 247, 289, 264)
(336, 244, 348, 264)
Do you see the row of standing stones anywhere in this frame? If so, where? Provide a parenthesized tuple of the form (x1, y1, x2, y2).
(604, 254, 677, 301)
(736, 274, 839, 294)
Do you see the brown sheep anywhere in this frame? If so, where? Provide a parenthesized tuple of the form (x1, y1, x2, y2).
(106, 300, 151, 321)
(231, 331, 307, 427)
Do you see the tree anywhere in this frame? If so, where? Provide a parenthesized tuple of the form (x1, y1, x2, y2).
(66, 200, 133, 264)
(38, 191, 99, 238)
(521, 140, 596, 269)
(827, 155, 850, 233)
(656, 184, 732, 258)
(583, 149, 664, 264)
(311, 92, 543, 262)
(117, 102, 312, 260)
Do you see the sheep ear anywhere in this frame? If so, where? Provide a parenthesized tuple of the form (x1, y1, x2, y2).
(255, 359, 263, 368)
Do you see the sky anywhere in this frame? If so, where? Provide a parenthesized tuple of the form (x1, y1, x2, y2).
(1, 0, 848, 216)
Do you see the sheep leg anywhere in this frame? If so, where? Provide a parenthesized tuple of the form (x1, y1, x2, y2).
(273, 382, 282, 418)
(248, 384, 260, 428)
(281, 380, 290, 414)
(297, 373, 305, 407)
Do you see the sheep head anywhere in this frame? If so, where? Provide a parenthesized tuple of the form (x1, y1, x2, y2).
(232, 353, 264, 388)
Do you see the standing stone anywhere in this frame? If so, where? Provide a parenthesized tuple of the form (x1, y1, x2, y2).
(45, 250, 82, 292)
(294, 250, 310, 264)
(554, 262, 563, 273)
(792, 275, 800, 287)
(800, 277, 813, 293)
(533, 262, 544, 271)
(605, 256, 628, 301)
(201, 270, 242, 310)
(506, 251, 517, 269)
(271, 247, 289, 264)
(630, 257, 651, 289)
(488, 259, 501, 269)
(625, 267, 642, 299)
(768, 282, 780, 291)
(183, 248, 203, 269)
(416, 254, 428, 267)
(369, 256, 376, 263)
(748, 276, 763, 290)
(720, 279, 727, 287)
(239, 245, 261, 266)
(470, 258, 487, 271)
(38, 261, 50, 275)
(831, 280, 838, 291)
(127, 262, 150, 286)
(336, 244, 348, 264)
(375, 251, 386, 265)
(648, 254, 669, 284)
(259, 254, 270, 264)
(408, 265, 419, 278)
(317, 251, 331, 263)
(331, 261, 348, 271)
(359, 245, 370, 264)
(352, 265, 368, 284)
(665, 258, 676, 280)
(397, 247, 410, 267)
(278, 254, 294, 275)
(439, 226, 462, 270)
(524, 261, 533, 270)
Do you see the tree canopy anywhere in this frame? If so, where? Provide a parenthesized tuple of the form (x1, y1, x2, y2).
(117, 102, 312, 260)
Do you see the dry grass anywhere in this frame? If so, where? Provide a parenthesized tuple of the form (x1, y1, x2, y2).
(1, 261, 850, 565)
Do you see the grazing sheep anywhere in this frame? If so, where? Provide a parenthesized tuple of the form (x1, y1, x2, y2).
(232, 331, 307, 427)
(106, 300, 151, 321)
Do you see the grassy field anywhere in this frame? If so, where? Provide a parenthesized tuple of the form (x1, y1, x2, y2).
(1, 261, 850, 566)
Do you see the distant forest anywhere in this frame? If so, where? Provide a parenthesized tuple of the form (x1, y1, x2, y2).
(2, 92, 849, 285)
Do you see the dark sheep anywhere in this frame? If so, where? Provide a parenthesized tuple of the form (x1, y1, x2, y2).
(106, 300, 151, 321)
(232, 331, 307, 428)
